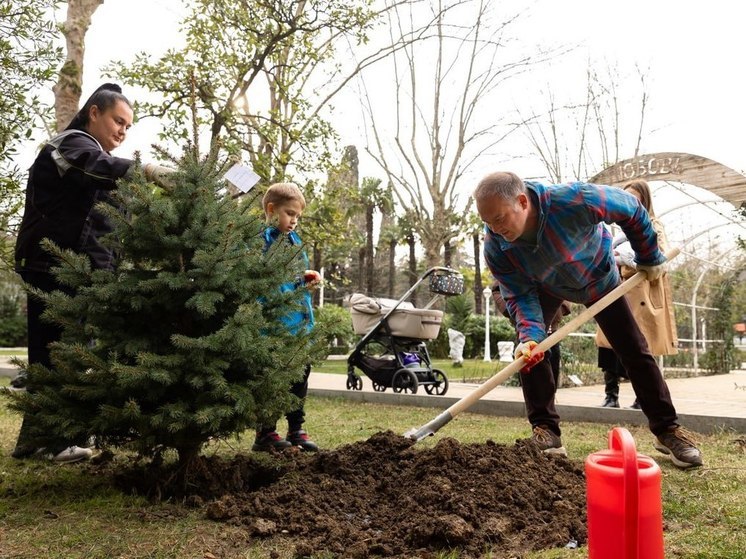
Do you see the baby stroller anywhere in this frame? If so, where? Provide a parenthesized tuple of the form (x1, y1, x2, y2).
(346, 267, 464, 395)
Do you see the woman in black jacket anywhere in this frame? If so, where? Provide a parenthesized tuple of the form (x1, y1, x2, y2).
(12, 83, 164, 463)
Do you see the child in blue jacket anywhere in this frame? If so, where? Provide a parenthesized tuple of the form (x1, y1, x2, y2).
(253, 182, 321, 452)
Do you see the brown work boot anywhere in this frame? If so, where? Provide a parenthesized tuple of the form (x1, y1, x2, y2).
(530, 425, 567, 457)
(654, 426, 703, 469)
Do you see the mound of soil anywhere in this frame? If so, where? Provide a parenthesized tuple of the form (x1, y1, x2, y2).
(120, 431, 588, 558)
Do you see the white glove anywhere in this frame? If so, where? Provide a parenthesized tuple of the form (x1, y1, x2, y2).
(611, 232, 628, 249)
(614, 242, 636, 269)
(637, 261, 667, 281)
(513, 341, 544, 373)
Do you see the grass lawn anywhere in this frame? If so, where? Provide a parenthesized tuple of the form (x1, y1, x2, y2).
(1, 377, 744, 558)
(315, 357, 505, 384)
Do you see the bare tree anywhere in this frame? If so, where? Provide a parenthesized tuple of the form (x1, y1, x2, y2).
(517, 63, 651, 183)
(112, 0, 439, 182)
(53, 0, 103, 131)
(362, 0, 548, 267)
(398, 211, 419, 306)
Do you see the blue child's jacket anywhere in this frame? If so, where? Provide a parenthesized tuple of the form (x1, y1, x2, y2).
(262, 226, 315, 334)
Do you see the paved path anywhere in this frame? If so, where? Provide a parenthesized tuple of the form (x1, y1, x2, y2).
(0, 355, 23, 380)
(308, 367, 746, 435)
(4, 353, 744, 433)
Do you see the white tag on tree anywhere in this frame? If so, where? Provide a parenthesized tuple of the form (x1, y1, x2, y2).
(224, 164, 260, 193)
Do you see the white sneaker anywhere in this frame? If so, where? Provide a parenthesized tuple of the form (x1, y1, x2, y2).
(9, 372, 27, 391)
(49, 446, 93, 464)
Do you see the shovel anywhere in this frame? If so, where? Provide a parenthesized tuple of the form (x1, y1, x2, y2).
(404, 247, 680, 442)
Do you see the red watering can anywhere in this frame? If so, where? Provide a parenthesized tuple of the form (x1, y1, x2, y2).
(585, 427, 664, 559)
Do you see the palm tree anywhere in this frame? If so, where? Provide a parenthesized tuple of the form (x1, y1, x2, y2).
(356, 177, 393, 294)
(465, 212, 486, 314)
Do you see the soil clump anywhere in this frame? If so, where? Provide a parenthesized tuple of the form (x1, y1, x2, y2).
(118, 431, 587, 558)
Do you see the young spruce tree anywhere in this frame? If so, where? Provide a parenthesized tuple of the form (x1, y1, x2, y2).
(7, 147, 319, 471)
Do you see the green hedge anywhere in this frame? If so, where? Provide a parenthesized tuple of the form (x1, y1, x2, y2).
(0, 314, 26, 347)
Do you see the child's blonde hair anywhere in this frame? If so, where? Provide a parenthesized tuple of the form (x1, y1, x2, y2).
(262, 182, 306, 218)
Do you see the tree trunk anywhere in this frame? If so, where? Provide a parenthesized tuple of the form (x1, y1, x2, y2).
(175, 443, 202, 495)
(444, 240, 452, 267)
(407, 233, 417, 307)
(365, 204, 375, 294)
(423, 240, 441, 270)
(312, 244, 322, 306)
(357, 247, 366, 293)
(388, 238, 396, 298)
(53, 0, 103, 132)
(473, 232, 483, 314)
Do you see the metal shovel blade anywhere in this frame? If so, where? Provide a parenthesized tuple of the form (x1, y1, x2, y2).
(404, 411, 453, 441)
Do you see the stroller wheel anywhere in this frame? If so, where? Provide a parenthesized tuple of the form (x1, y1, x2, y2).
(346, 375, 363, 391)
(392, 369, 418, 394)
(424, 369, 449, 396)
(372, 381, 386, 392)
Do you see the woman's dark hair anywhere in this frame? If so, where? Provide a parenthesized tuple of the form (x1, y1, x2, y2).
(64, 83, 132, 131)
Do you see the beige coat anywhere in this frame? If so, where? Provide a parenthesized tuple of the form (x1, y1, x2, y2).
(596, 218, 678, 355)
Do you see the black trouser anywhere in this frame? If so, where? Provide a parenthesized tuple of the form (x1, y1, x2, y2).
(15, 270, 82, 453)
(260, 363, 312, 434)
(520, 291, 678, 437)
(22, 271, 72, 370)
(548, 342, 561, 387)
(286, 363, 312, 432)
(597, 346, 628, 398)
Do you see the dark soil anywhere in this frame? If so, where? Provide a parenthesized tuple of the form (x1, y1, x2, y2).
(117, 431, 587, 558)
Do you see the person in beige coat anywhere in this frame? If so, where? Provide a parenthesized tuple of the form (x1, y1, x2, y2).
(596, 179, 678, 407)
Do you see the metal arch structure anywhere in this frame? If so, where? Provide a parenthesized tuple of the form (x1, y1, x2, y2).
(590, 153, 746, 372)
(657, 199, 727, 218)
(687, 247, 740, 371)
(589, 152, 746, 209)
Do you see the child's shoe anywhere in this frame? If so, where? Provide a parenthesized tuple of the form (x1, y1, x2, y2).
(287, 429, 319, 452)
(9, 370, 28, 391)
(252, 430, 292, 452)
(48, 445, 93, 464)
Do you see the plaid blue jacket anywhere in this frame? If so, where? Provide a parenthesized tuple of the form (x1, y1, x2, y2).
(483, 181, 664, 343)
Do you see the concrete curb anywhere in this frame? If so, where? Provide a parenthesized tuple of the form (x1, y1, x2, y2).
(309, 387, 746, 435)
(5, 353, 743, 434)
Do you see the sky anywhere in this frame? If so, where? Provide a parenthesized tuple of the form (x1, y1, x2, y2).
(73, 0, 746, 172)
(29, 0, 746, 264)
(523, 1, 746, 174)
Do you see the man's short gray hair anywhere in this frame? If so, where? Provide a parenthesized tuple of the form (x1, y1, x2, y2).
(473, 172, 526, 202)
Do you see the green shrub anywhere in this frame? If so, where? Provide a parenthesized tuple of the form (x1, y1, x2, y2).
(445, 294, 473, 332)
(0, 314, 27, 347)
(314, 303, 355, 356)
(431, 311, 514, 360)
(0, 281, 27, 347)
